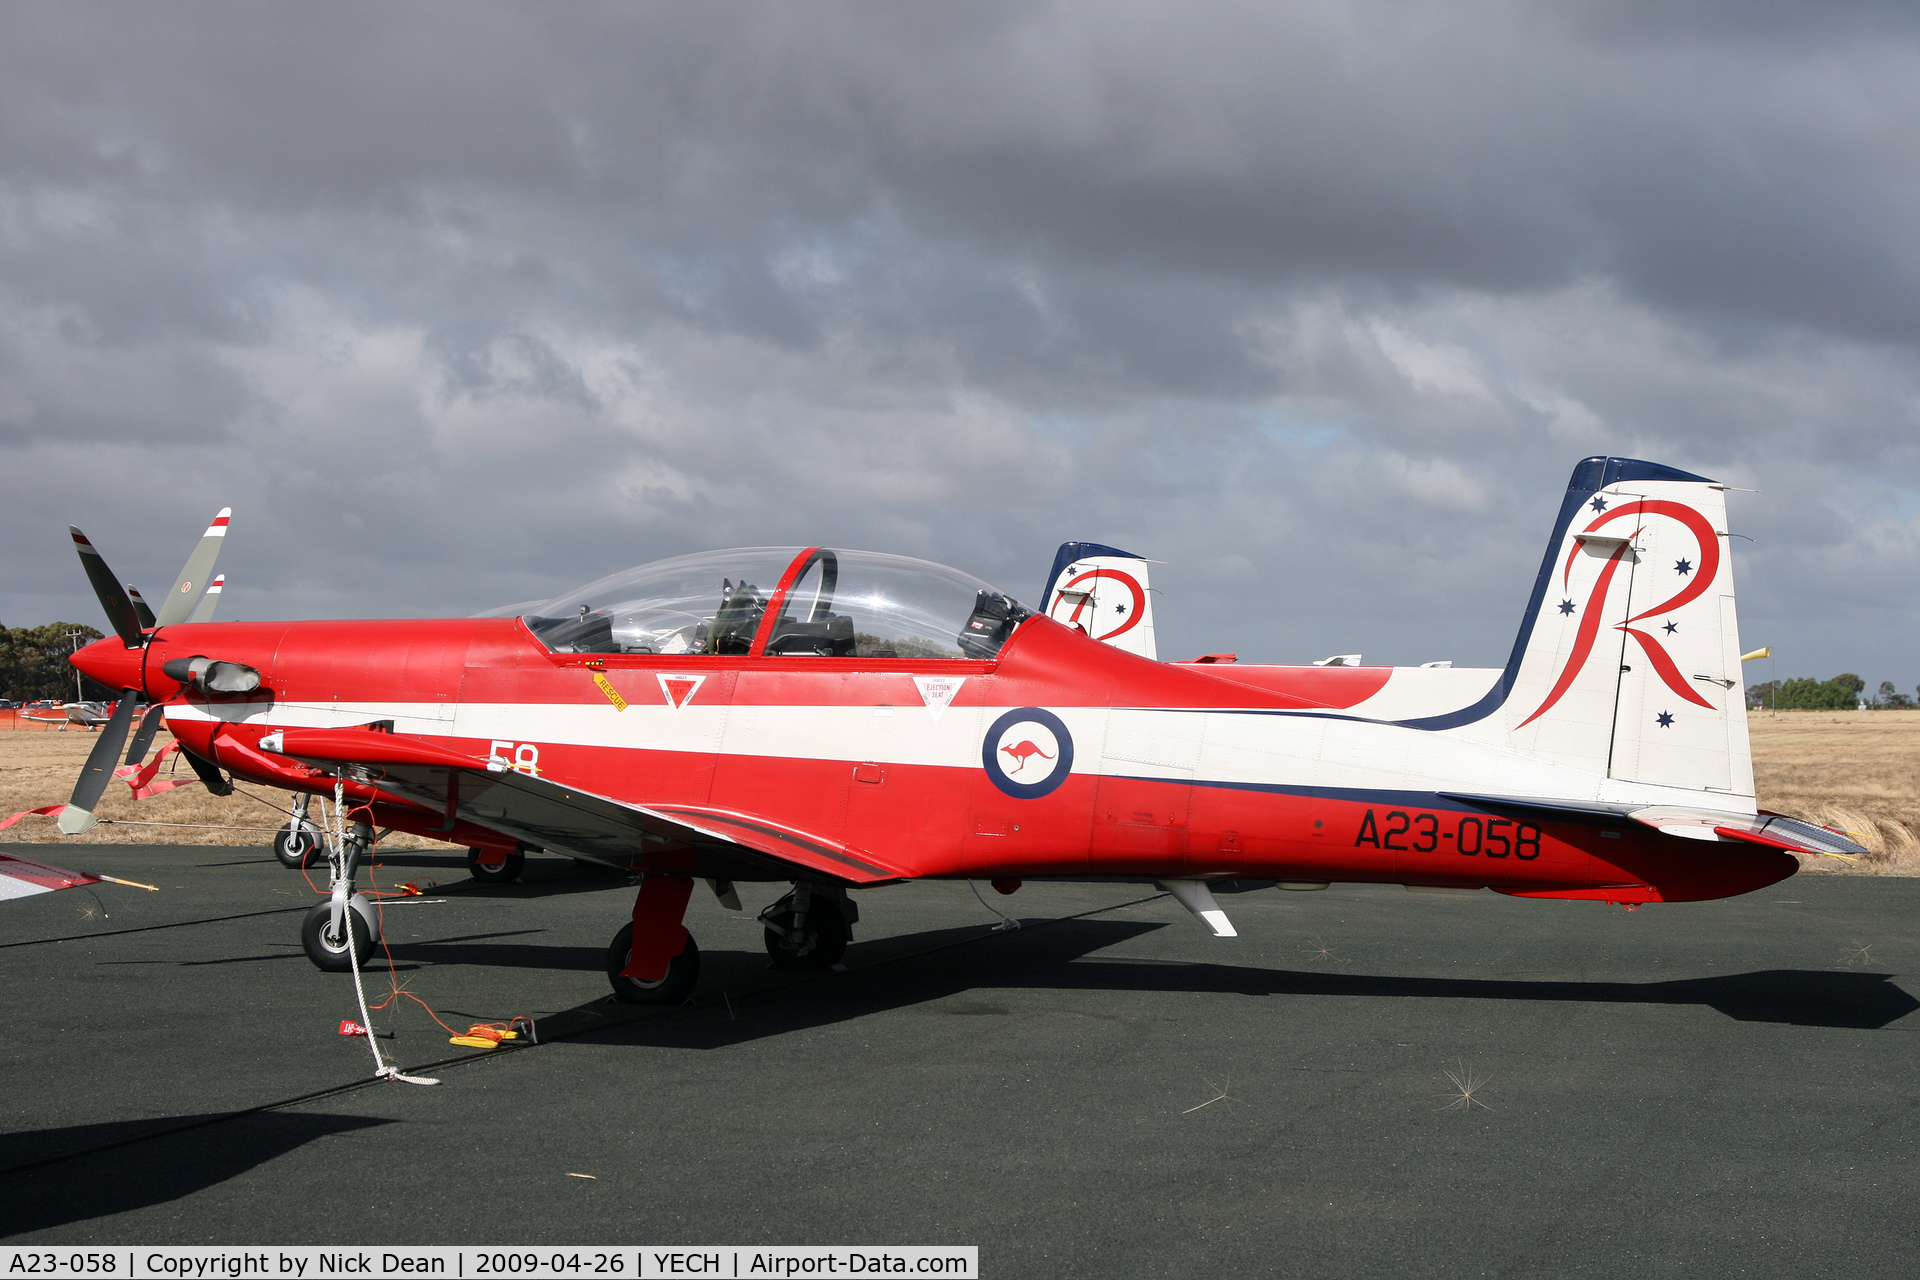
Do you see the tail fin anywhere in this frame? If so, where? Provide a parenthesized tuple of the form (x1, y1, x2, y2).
(1420, 458, 1752, 799)
(1040, 542, 1157, 660)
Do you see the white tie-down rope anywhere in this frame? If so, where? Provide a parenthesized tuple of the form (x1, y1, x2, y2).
(967, 879, 1022, 932)
(327, 770, 438, 1087)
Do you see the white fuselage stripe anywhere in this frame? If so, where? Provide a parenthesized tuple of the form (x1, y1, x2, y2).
(168, 698, 1757, 817)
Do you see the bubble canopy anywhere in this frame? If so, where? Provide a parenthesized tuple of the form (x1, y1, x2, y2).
(523, 547, 1031, 661)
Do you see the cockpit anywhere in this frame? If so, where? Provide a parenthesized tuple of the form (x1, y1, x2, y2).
(522, 547, 1032, 661)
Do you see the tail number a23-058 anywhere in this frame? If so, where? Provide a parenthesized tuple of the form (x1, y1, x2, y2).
(1354, 809, 1541, 859)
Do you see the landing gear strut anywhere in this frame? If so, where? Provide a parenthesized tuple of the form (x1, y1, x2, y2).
(301, 818, 383, 971)
(761, 883, 855, 969)
(274, 794, 324, 868)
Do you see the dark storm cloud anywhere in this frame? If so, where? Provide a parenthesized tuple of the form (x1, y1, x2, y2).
(1, 1, 1916, 685)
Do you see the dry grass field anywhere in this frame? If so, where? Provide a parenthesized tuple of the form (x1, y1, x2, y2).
(4, 708, 1917, 874)
(1749, 709, 1920, 875)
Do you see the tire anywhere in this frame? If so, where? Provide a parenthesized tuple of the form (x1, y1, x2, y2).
(467, 846, 525, 884)
(763, 901, 850, 969)
(606, 924, 700, 1005)
(301, 901, 379, 972)
(274, 823, 324, 869)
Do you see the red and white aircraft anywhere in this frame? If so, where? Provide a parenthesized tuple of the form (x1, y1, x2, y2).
(58, 457, 1860, 1004)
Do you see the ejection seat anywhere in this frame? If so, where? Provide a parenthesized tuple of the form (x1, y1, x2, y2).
(765, 613, 857, 656)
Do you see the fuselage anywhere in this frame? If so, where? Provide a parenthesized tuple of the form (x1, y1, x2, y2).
(77, 609, 1792, 904)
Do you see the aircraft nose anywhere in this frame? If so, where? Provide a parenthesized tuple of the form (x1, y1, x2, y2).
(72, 636, 146, 694)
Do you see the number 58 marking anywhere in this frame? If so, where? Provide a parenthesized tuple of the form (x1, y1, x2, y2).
(489, 741, 541, 775)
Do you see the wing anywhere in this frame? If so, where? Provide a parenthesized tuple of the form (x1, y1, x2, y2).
(259, 728, 912, 885)
(0, 849, 155, 899)
(0, 851, 100, 900)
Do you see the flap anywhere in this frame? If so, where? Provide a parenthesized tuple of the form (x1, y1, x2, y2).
(261, 728, 912, 885)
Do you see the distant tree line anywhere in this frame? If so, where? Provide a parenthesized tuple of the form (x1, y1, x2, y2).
(1746, 673, 1919, 711)
(0, 623, 113, 702)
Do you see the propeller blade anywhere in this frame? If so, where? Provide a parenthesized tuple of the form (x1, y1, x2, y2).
(153, 508, 231, 627)
(127, 586, 158, 629)
(185, 574, 225, 624)
(69, 527, 145, 648)
(57, 695, 138, 835)
(124, 702, 166, 767)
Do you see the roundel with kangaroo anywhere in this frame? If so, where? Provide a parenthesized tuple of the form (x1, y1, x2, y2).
(982, 707, 1075, 799)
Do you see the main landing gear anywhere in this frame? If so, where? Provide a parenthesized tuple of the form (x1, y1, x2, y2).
(466, 844, 527, 884)
(607, 874, 700, 1004)
(601, 877, 862, 1004)
(301, 818, 383, 971)
(760, 883, 856, 970)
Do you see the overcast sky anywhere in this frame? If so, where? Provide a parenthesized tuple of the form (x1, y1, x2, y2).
(3, 2, 1916, 690)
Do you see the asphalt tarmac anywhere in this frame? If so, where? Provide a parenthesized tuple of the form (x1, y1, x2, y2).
(2, 840, 1917, 1277)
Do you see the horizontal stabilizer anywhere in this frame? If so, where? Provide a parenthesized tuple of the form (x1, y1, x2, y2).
(1442, 791, 1867, 858)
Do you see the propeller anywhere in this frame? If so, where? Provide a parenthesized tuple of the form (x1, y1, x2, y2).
(124, 703, 166, 768)
(153, 508, 231, 627)
(60, 508, 238, 829)
(186, 574, 225, 624)
(127, 586, 157, 629)
(57, 696, 139, 835)
(68, 528, 144, 648)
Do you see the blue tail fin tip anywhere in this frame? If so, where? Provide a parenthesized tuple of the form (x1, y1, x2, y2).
(1043, 541, 1146, 603)
(1568, 456, 1716, 492)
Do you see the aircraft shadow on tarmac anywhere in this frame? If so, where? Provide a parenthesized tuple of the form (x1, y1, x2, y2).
(365, 856, 632, 900)
(530, 918, 1920, 1049)
(0, 1112, 391, 1237)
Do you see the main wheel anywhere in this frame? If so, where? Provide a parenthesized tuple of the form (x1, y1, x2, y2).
(274, 822, 324, 869)
(301, 902, 380, 972)
(467, 846, 525, 884)
(606, 923, 701, 1005)
(763, 901, 850, 969)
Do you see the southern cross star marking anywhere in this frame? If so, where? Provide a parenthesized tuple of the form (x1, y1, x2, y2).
(1115, 603, 1127, 615)
(1656, 711, 1675, 727)
(1663, 620, 1678, 635)
(1590, 496, 1609, 512)
(1675, 559, 1693, 576)
(1558, 599, 1576, 615)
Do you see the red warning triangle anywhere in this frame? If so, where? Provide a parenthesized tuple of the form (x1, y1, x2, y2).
(657, 673, 706, 711)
